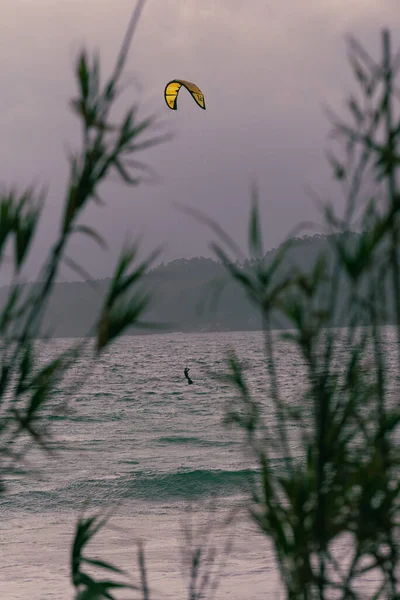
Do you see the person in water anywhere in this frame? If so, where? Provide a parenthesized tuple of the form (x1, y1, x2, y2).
(184, 367, 193, 385)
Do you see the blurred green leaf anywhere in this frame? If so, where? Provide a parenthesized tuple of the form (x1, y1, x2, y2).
(248, 185, 263, 259)
(0, 188, 44, 272)
(72, 225, 108, 251)
(71, 514, 136, 599)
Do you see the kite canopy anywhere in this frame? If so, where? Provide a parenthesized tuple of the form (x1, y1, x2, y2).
(164, 79, 206, 110)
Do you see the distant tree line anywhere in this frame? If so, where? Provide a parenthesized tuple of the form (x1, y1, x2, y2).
(1, 231, 395, 339)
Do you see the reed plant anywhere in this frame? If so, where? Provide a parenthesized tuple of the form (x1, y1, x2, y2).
(0, 1, 398, 596)
(204, 29, 400, 600)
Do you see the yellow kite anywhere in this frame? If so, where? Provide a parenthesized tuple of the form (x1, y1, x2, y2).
(164, 79, 206, 110)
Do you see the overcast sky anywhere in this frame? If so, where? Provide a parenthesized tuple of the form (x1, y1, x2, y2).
(0, 0, 399, 283)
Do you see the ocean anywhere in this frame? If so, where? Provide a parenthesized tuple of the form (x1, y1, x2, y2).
(0, 330, 394, 599)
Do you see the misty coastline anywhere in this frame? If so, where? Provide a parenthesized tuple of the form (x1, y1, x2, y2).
(2, 232, 396, 339)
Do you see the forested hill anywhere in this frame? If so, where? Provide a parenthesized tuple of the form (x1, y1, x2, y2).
(0, 233, 393, 338)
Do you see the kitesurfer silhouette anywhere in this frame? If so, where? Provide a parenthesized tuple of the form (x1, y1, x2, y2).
(184, 367, 193, 385)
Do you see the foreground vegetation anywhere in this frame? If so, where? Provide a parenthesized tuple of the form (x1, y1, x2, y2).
(0, 2, 398, 598)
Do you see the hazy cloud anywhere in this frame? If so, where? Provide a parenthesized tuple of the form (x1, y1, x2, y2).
(0, 0, 399, 284)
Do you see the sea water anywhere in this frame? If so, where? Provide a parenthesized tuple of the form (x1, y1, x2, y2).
(0, 330, 394, 599)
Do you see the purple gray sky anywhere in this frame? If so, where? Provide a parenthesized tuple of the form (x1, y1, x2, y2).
(1, 0, 399, 283)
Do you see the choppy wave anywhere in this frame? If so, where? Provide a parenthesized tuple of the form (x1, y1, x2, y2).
(156, 435, 235, 448)
(46, 413, 125, 422)
(2, 468, 256, 513)
(121, 468, 256, 500)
